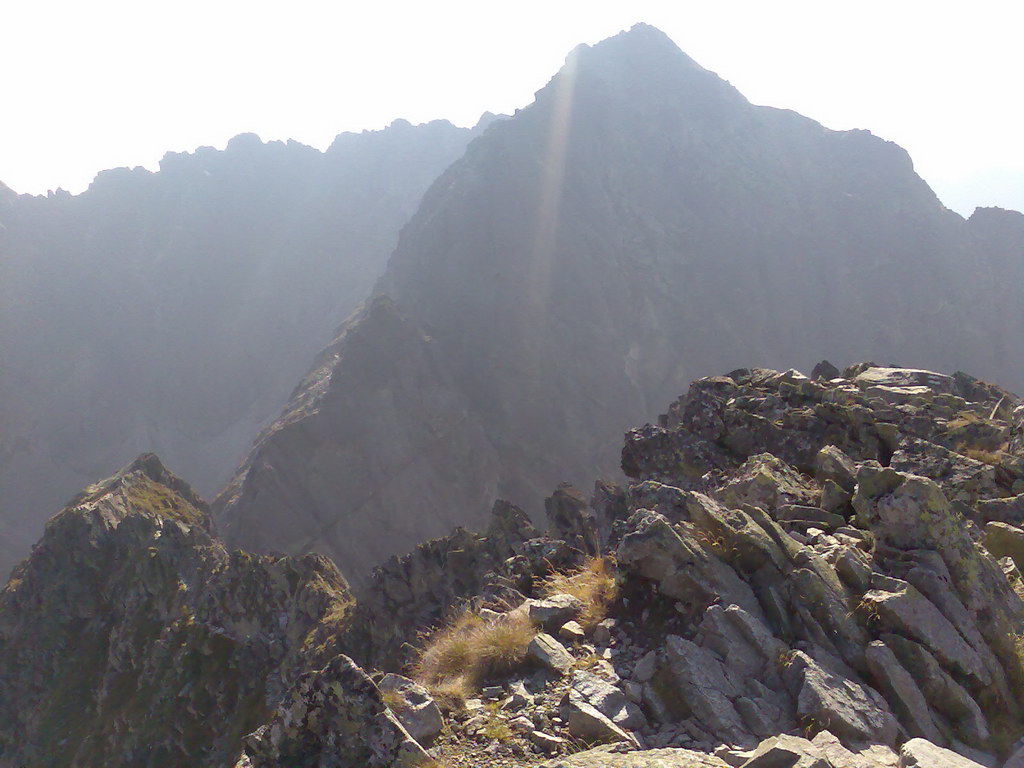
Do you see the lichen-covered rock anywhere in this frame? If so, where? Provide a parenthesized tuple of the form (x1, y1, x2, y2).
(616, 365, 1024, 758)
(898, 738, 990, 768)
(528, 633, 575, 674)
(0, 454, 352, 768)
(236, 654, 430, 767)
(378, 673, 443, 744)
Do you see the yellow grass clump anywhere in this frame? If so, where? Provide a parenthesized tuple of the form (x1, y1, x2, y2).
(539, 556, 619, 631)
(414, 609, 534, 707)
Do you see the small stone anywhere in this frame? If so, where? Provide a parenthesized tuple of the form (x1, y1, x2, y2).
(527, 633, 575, 674)
(566, 699, 640, 748)
(715, 744, 756, 767)
(632, 650, 658, 683)
(526, 594, 584, 630)
(530, 730, 567, 754)
(508, 715, 534, 733)
(559, 620, 586, 642)
(504, 680, 533, 710)
(593, 618, 617, 645)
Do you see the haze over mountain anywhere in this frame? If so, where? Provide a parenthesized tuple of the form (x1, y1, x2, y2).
(4, 20, 1024, 768)
(215, 24, 1024, 581)
(0, 118, 480, 577)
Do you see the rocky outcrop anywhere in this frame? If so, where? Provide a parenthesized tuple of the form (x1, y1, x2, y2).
(4, 363, 1024, 767)
(613, 364, 1024, 756)
(215, 23, 1024, 583)
(0, 454, 353, 767)
(234, 655, 431, 768)
(0, 118, 479, 578)
(214, 295, 503, 582)
(338, 490, 589, 669)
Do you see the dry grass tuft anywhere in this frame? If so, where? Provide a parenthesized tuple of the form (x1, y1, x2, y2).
(540, 556, 619, 630)
(379, 688, 406, 712)
(414, 609, 534, 708)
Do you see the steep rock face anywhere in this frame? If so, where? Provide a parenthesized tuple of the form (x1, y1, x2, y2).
(0, 119, 477, 577)
(0, 454, 353, 767)
(614, 364, 1024, 755)
(216, 24, 1023, 580)
(216, 295, 502, 579)
(4, 364, 1024, 767)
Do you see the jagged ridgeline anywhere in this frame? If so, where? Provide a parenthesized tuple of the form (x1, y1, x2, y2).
(0, 119, 482, 578)
(3, 363, 1024, 767)
(214, 24, 1024, 582)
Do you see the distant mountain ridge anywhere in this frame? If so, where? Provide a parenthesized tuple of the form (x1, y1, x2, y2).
(215, 24, 1024, 582)
(0, 118, 480, 577)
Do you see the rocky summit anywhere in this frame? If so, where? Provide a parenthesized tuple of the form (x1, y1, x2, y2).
(4, 362, 1024, 768)
(214, 23, 1024, 583)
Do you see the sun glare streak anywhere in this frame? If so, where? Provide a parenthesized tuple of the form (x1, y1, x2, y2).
(527, 51, 578, 315)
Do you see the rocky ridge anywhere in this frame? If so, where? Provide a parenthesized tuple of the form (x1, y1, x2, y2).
(327, 363, 1024, 767)
(3, 363, 1024, 768)
(0, 117, 480, 578)
(0, 454, 358, 767)
(215, 23, 1024, 584)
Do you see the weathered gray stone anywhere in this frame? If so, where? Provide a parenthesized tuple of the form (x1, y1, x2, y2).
(508, 715, 534, 733)
(528, 633, 575, 674)
(238, 654, 430, 768)
(853, 367, 954, 393)
(810, 730, 899, 768)
(715, 454, 819, 512)
(568, 670, 646, 731)
(541, 745, 729, 767)
(832, 546, 873, 594)
(816, 446, 858, 492)
(560, 620, 587, 641)
(899, 739, 988, 768)
(664, 634, 753, 747)
(565, 699, 640, 748)
(378, 673, 444, 744)
(864, 640, 943, 743)
(532, 730, 568, 754)
(616, 509, 764, 621)
(633, 650, 658, 683)
(593, 618, 617, 645)
(1003, 742, 1024, 768)
(860, 580, 990, 687)
(527, 593, 585, 630)
(788, 651, 898, 746)
(741, 734, 828, 768)
(882, 634, 989, 748)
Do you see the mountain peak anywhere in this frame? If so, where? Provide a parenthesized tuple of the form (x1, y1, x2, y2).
(531, 21, 746, 125)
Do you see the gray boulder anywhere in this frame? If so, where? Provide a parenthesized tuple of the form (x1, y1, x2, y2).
(864, 640, 943, 743)
(378, 673, 443, 744)
(568, 670, 647, 731)
(565, 699, 640, 749)
(528, 632, 576, 674)
(787, 651, 898, 746)
(527, 594, 585, 630)
(236, 654, 430, 767)
(899, 739, 989, 768)
(542, 746, 727, 767)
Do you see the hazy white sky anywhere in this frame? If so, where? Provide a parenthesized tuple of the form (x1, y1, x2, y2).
(2, 0, 1021, 214)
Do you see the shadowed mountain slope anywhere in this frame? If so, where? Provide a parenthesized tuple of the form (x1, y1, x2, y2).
(0, 118, 479, 577)
(215, 24, 1024, 583)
